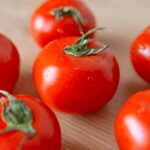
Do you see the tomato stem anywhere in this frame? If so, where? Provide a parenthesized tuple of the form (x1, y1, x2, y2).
(0, 90, 35, 136)
(64, 27, 109, 56)
(51, 6, 85, 33)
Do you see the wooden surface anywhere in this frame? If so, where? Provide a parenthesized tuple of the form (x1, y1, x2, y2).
(1, 0, 150, 149)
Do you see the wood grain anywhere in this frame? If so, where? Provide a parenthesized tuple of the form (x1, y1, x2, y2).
(0, 0, 150, 149)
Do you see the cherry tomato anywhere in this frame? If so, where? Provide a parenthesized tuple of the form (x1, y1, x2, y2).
(0, 90, 61, 150)
(115, 89, 150, 150)
(131, 26, 150, 84)
(0, 34, 20, 92)
(30, 0, 96, 47)
(33, 28, 120, 114)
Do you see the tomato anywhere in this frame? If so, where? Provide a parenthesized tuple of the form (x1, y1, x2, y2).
(115, 89, 150, 150)
(0, 90, 61, 150)
(131, 26, 150, 84)
(0, 34, 20, 93)
(30, 0, 96, 47)
(33, 28, 120, 114)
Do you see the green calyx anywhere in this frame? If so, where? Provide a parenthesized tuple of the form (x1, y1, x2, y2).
(0, 90, 35, 137)
(64, 27, 109, 57)
(51, 6, 85, 32)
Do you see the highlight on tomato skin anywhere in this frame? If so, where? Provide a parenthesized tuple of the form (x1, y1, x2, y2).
(115, 89, 150, 150)
(130, 26, 150, 84)
(30, 0, 96, 47)
(33, 28, 120, 114)
(0, 90, 61, 150)
(0, 34, 20, 93)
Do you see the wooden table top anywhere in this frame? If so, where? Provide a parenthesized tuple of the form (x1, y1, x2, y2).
(1, 0, 150, 149)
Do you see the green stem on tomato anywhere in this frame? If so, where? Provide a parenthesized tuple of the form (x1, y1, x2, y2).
(51, 6, 85, 33)
(0, 90, 35, 137)
(64, 27, 109, 57)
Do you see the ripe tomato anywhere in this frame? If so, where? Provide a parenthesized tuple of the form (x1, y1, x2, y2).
(30, 0, 96, 47)
(0, 34, 20, 92)
(131, 26, 150, 84)
(0, 90, 61, 150)
(33, 28, 120, 114)
(115, 89, 150, 150)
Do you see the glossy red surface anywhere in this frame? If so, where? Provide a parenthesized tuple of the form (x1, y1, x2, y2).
(0, 94, 61, 150)
(33, 37, 120, 114)
(115, 90, 150, 150)
(0, 34, 20, 92)
(131, 27, 150, 84)
(30, 0, 96, 47)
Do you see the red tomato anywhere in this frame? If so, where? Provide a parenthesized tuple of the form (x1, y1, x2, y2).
(131, 26, 150, 84)
(33, 29, 120, 114)
(0, 90, 61, 150)
(115, 89, 150, 150)
(30, 0, 96, 47)
(0, 34, 20, 92)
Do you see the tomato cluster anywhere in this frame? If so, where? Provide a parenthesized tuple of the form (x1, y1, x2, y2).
(0, 0, 150, 149)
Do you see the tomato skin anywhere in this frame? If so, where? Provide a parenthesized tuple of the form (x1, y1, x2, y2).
(115, 89, 150, 150)
(33, 37, 120, 114)
(131, 27, 150, 84)
(0, 94, 61, 150)
(0, 34, 20, 92)
(30, 0, 96, 47)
